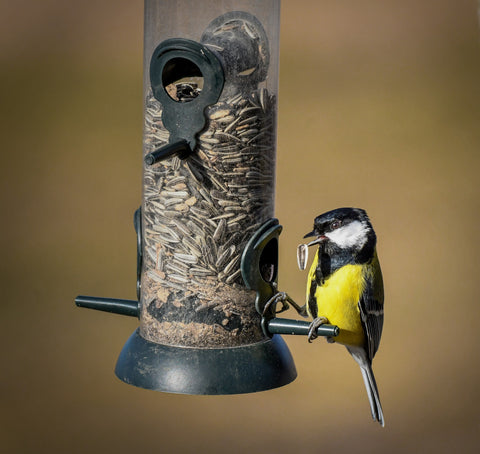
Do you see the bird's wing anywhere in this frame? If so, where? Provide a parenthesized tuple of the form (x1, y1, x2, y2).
(358, 250, 384, 361)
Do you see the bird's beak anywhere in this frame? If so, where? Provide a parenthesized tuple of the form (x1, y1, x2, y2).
(303, 230, 327, 247)
(306, 237, 325, 247)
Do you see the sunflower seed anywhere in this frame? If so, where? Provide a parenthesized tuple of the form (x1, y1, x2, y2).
(165, 262, 187, 275)
(173, 253, 198, 264)
(215, 244, 235, 269)
(182, 236, 202, 257)
(211, 212, 235, 221)
(213, 218, 226, 242)
(224, 255, 240, 275)
(191, 266, 214, 276)
(168, 274, 189, 284)
(225, 268, 242, 284)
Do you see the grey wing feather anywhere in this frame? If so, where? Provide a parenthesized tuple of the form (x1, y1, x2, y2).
(358, 251, 384, 361)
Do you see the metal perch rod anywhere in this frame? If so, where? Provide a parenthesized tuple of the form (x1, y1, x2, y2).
(267, 318, 339, 337)
(75, 295, 139, 317)
(75, 295, 338, 338)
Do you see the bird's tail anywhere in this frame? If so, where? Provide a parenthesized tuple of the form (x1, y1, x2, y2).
(360, 363, 384, 427)
(347, 347, 384, 426)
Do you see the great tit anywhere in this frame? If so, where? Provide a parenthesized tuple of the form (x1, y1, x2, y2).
(301, 207, 385, 426)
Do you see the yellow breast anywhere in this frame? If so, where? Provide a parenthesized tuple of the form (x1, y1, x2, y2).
(306, 254, 366, 346)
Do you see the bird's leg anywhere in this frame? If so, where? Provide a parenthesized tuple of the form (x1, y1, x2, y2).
(307, 316, 329, 343)
(284, 295, 308, 317)
(262, 283, 308, 318)
(262, 291, 290, 316)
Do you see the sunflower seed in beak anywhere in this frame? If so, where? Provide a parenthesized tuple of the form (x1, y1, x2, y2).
(297, 243, 308, 270)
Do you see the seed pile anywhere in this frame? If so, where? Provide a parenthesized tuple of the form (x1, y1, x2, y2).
(141, 87, 276, 346)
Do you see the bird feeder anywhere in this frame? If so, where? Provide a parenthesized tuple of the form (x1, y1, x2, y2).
(76, 0, 338, 395)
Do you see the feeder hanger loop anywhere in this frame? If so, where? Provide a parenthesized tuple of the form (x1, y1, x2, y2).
(145, 38, 225, 165)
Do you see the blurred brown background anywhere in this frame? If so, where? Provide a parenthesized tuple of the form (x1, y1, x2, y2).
(1, 0, 479, 452)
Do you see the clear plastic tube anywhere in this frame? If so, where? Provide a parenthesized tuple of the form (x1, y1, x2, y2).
(141, 0, 280, 348)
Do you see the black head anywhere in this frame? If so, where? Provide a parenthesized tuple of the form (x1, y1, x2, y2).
(304, 207, 376, 261)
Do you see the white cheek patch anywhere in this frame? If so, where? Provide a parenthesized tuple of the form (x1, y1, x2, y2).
(325, 220, 368, 248)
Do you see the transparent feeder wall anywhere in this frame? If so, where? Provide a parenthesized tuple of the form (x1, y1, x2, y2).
(141, 1, 281, 348)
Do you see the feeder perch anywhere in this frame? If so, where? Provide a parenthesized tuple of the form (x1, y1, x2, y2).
(76, 0, 337, 395)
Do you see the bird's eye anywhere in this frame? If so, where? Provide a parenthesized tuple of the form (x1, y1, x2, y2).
(331, 221, 341, 230)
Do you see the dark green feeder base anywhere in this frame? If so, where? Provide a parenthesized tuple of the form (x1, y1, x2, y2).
(115, 329, 297, 395)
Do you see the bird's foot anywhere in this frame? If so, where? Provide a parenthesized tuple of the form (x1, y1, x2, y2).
(307, 316, 328, 343)
(262, 291, 290, 316)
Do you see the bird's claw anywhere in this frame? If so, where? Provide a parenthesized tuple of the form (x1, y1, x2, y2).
(262, 291, 290, 316)
(307, 316, 329, 343)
